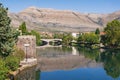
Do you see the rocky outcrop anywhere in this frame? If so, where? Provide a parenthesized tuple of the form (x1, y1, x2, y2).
(8, 7, 120, 32)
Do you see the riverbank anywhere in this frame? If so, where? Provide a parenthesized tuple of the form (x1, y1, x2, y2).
(9, 58, 37, 80)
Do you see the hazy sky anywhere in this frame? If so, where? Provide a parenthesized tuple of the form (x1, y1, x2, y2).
(0, 0, 120, 13)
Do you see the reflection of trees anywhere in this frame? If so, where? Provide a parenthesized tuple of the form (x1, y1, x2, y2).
(62, 46, 72, 53)
(76, 47, 100, 61)
(100, 49, 120, 78)
(36, 70, 41, 80)
(76, 47, 120, 78)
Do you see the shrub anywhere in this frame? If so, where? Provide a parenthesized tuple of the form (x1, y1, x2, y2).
(13, 47, 25, 61)
(0, 59, 8, 80)
(5, 55, 20, 71)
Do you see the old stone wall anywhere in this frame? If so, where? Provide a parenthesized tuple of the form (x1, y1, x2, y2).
(17, 35, 36, 58)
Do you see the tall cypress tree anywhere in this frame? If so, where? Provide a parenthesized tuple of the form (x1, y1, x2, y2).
(95, 28, 100, 34)
(0, 3, 16, 57)
(19, 22, 28, 35)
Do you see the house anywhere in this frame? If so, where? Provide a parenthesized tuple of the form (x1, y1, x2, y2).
(72, 33, 79, 38)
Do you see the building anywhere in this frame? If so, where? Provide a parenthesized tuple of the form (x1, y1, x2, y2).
(72, 33, 79, 38)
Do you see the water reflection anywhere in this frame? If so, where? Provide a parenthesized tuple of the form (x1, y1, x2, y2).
(37, 47, 102, 71)
(15, 66, 40, 80)
(100, 49, 120, 78)
(72, 47, 79, 55)
(37, 46, 120, 79)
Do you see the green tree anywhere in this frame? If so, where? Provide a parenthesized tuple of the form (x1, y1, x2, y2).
(31, 30, 41, 46)
(103, 20, 120, 47)
(95, 28, 100, 34)
(85, 33, 99, 44)
(77, 33, 99, 45)
(53, 33, 64, 39)
(77, 34, 85, 43)
(19, 22, 28, 35)
(0, 4, 16, 57)
(62, 33, 73, 46)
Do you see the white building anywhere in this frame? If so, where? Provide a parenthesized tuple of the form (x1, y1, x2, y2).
(72, 33, 79, 38)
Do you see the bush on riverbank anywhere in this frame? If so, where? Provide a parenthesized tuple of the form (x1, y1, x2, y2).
(77, 33, 100, 48)
(5, 55, 20, 71)
(0, 59, 9, 80)
(13, 47, 25, 61)
(0, 48, 25, 79)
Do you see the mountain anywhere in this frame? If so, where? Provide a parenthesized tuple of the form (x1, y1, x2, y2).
(8, 7, 120, 32)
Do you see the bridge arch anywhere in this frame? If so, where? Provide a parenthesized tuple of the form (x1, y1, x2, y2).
(41, 39, 62, 47)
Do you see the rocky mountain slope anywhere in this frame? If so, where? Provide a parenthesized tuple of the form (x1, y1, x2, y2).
(8, 7, 120, 32)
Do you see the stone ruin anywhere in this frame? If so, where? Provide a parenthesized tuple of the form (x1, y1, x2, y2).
(17, 35, 36, 58)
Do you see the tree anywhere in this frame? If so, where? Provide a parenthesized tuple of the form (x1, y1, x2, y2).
(62, 33, 73, 46)
(95, 28, 100, 34)
(31, 30, 41, 46)
(77, 34, 85, 43)
(0, 4, 17, 57)
(77, 33, 99, 44)
(103, 20, 120, 47)
(19, 22, 28, 35)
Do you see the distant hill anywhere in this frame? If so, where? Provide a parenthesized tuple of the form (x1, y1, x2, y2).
(8, 7, 120, 32)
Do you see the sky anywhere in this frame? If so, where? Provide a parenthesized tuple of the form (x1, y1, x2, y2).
(0, 0, 120, 13)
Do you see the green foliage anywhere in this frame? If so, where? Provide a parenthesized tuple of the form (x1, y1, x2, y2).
(0, 58, 8, 80)
(19, 22, 28, 35)
(53, 33, 64, 39)
(95, 28, 100, 34)
(62, 33, 73, 46)
(0, 47, 24, 79)
(5, 55, 20, 71)
(31, 30, 41, 46)
(13, 47, 25, 61)
(0, 3, 21, 80)
(0, 3, 17, 57)
(103, 20, 120, 47)
(77, 33, 100, 45)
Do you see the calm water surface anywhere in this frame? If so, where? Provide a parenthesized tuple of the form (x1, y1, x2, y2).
(37, 47, 120, 80)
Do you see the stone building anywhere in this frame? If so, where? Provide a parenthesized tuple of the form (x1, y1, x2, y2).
(17, 35, 36, 58)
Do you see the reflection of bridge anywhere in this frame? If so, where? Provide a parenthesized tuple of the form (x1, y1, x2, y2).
(41, 39, 62, 47)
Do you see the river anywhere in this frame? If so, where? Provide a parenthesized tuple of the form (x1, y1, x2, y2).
(16, 46, 120, 80)
(37, 47, 120, 80)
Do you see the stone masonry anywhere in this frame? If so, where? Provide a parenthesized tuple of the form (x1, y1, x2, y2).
(17, 35, 36, 58)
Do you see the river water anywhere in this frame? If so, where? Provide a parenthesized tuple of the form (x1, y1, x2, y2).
(16, 46, 120, 80)
(37, 47, 120, 80)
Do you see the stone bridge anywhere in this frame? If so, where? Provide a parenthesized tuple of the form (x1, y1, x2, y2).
(40, 39, 62, 47)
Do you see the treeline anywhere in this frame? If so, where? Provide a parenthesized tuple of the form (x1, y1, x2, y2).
(60, 20, 120, 49)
